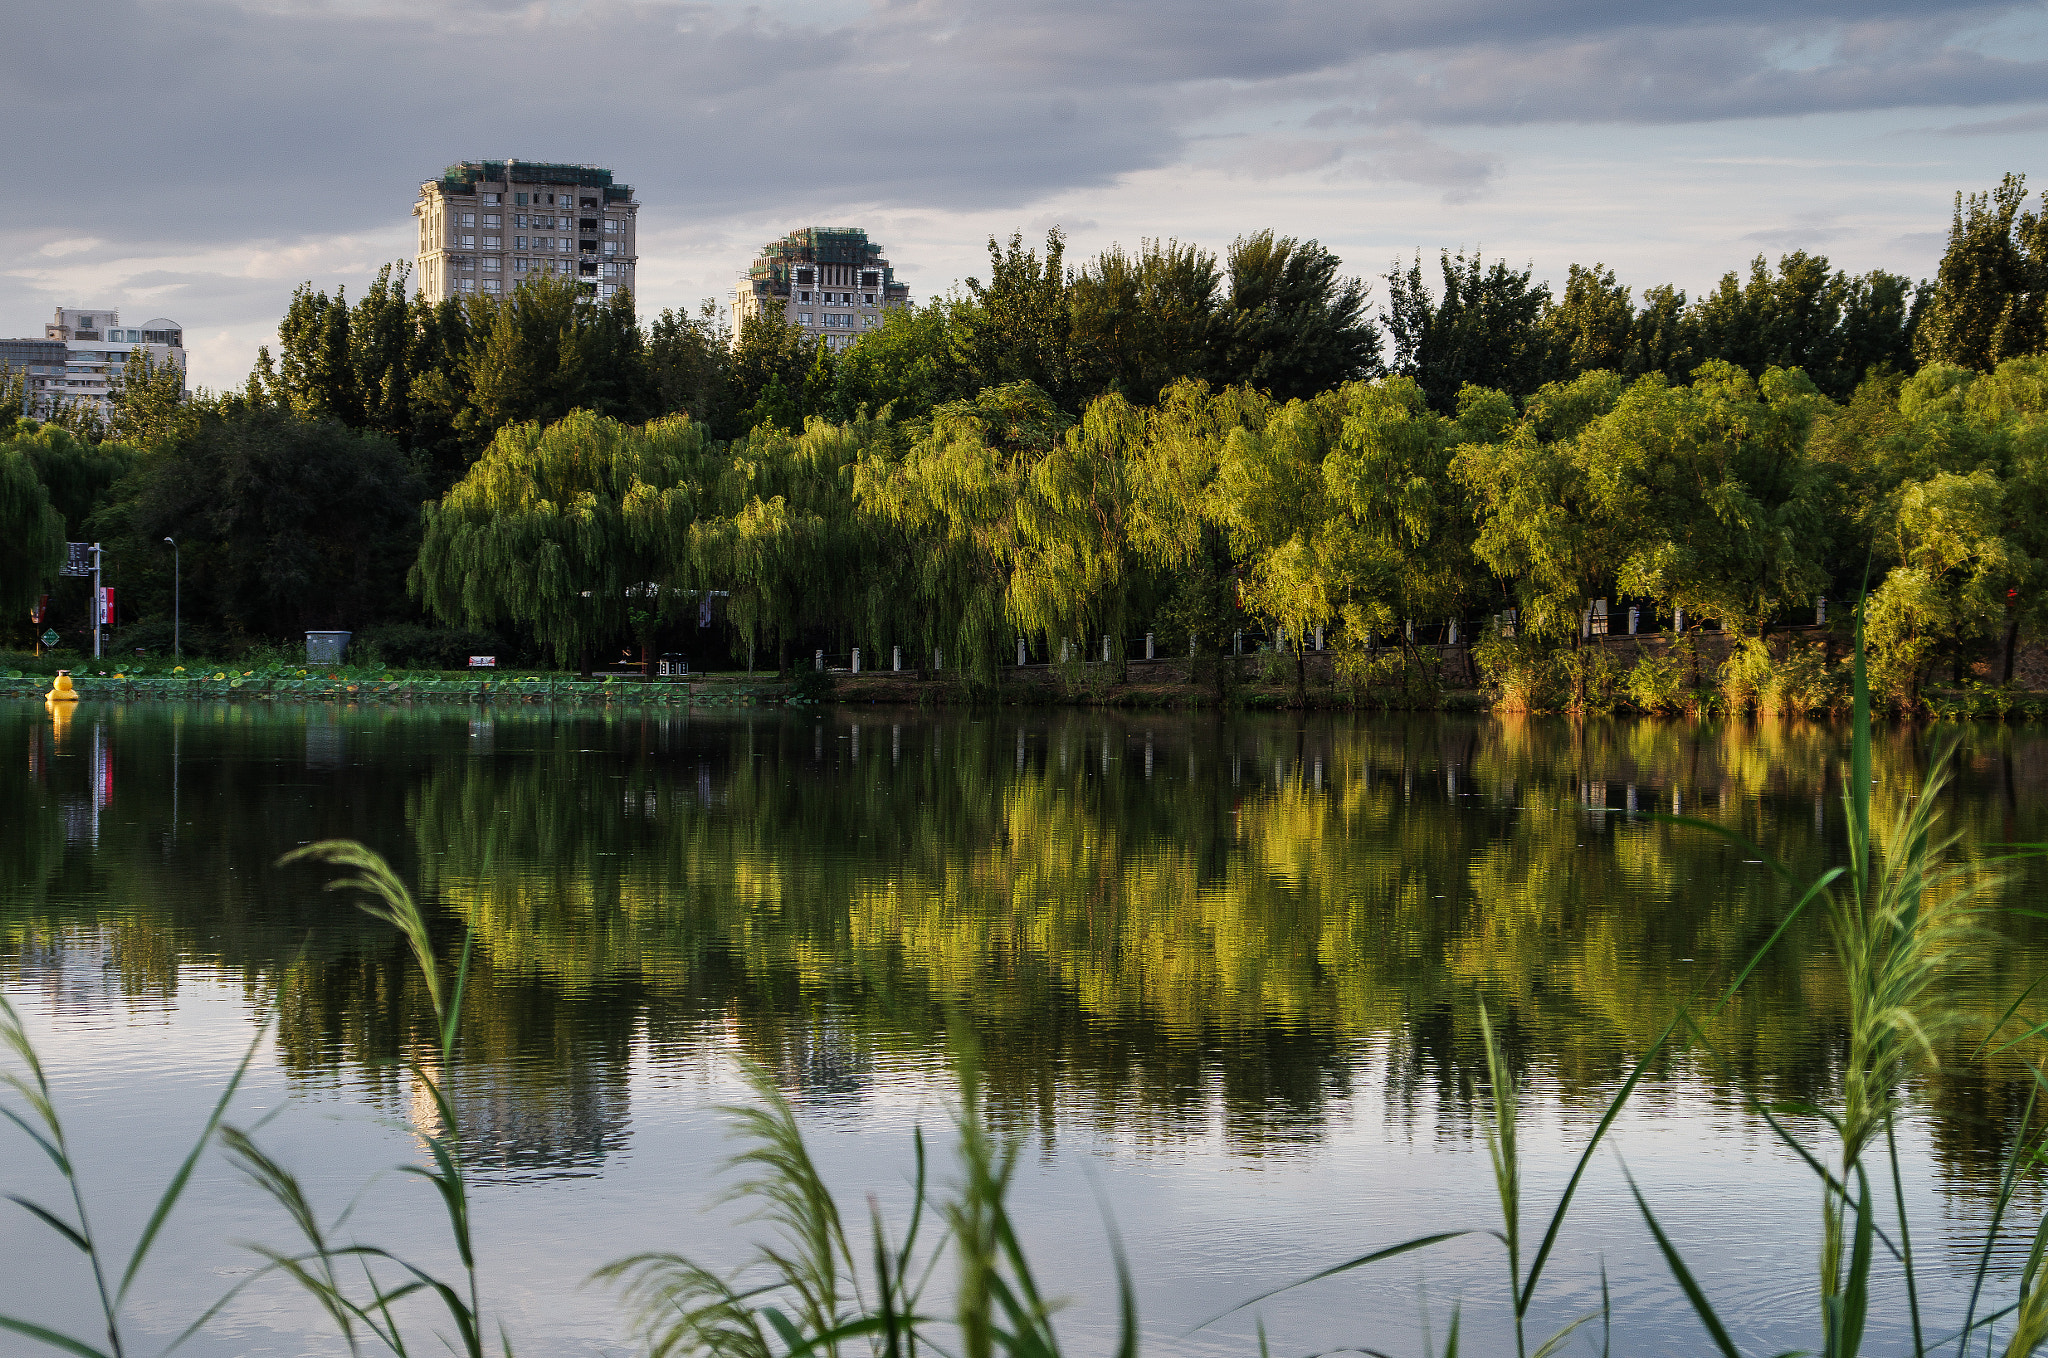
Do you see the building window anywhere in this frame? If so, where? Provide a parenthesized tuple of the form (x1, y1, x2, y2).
(483, 193, 500, 206)
(482, 214, 501, 228)
(482, 258, 500, 272)
(865, 314, 877, 327)
(461, 213, 475, 226)
(604, 241, 618, 256)
(457, 278, 476, 293)
(513, 258, 528, 273)
(799, 313, 812, 325)
(514, 236, 527, 250)
(863, 293, 875, 305)
(861, 271, 880, 288)
(483, 236, 500, 249)
(483, 278, 500, 293)
(460, 235, 474, 247)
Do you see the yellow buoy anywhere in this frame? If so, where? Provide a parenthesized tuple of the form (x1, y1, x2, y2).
(47, 670, 80, 703)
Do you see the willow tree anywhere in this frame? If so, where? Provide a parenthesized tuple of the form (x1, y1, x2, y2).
(685, 413, 892, 673)
(1203, 388, 1346, 678)
(0, 444, 64, 620)
(1578, 361, 1831, 636)
(855, 382, 1077, 676)
(1317, 377, 1488, 659)
(412, 410, 716, 672)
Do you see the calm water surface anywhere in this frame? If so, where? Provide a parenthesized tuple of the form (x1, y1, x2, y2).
(4, 699, 2047, 1356)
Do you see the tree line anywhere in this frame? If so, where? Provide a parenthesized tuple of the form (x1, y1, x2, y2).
(2, 174, 2044, 704)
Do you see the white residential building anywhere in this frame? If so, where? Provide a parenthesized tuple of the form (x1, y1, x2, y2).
(0, 307, 186, 420)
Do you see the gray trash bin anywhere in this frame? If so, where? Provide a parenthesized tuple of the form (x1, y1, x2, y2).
(306, 630, 353, 665)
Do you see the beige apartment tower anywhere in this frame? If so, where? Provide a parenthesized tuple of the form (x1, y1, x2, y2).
(414, 161, 638, 305)
(733, 228, 911, 350)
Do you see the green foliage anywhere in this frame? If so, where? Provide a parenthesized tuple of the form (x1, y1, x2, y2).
(1915, 173, 2047, 373)
(0, 444, 65, 620)
(413, 409, 718, 669)
(105, 406, 425, 638)
(1387, 249, 1551, 411)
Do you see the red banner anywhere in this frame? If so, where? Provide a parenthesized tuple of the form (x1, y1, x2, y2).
(97, 587, 115, 626)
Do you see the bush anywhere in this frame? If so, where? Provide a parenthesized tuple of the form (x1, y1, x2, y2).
(351, 623, 510, 671)
(790, 667, 836, 702)
(1721, 636, 1846, 716)
(1625, 652, 1687, 714)
(1471, 634, 1563, 711)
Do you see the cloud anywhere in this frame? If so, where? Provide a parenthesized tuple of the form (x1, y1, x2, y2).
(1921, 107, 2048, 135)
(4, 0, 2042, 387)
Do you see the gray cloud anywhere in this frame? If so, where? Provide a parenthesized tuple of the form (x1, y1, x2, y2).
(3, 0, 2043, 381)
(1924, 107, 2048, 136)
(7, 0, 2042, 255)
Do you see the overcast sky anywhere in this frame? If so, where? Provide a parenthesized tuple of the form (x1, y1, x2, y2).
(6, 0, 2045, 390)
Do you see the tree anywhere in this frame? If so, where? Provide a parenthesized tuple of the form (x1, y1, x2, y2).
(412, 410, 715, 672)
(115, 407, 425, 638)
(954, 230, 1076, 406)
(1865, 470, 2030, 702)
(11, 425, 137, 536)
(854, 382, 1077, 675)
(1386, 250, 1549, 411)
(276, 282, 360, 423)
(1220, 231, 1379, 401)
(1578, 362, 1832, 636)
(0, 444, 64, 620)
(108, 349, 196, 448)
(1070, 239, 1222, 404)
(831, 300, 966, 425)
(1543, 264, 1636, 382)
(1915, 173, 2047, 372)
(726, 301, 818, 437)
(648, 300, 733, 427)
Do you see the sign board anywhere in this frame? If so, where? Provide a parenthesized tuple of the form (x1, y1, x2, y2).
(61, 543, 93, 578)
(96, 588, 115, 626)
(467, 655, 497, 668)
(41, 630, 59, 648)
(29, 594, 47, 625)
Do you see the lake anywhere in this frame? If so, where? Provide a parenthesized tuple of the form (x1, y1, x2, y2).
(3, 698, 2046, 1356)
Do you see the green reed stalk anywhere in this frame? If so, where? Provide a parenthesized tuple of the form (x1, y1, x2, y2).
(0, 993, 270, 1358)
(222, 840, 496, 1358)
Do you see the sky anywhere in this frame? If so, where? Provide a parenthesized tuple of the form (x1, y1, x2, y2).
(5, 0, 2046, 392)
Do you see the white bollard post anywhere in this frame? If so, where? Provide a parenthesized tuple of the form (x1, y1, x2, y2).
(1446, 619, 1458, 645)
(893, 645, 901, 672)
(1145, 632, 1154, 660)
(1628, 607, 1640, 635)
(1314, 626, 1324, 651)
(815, 650, 824, 671)
(1018, 638, 1028, 667)
(852, 647, 861, 673)
(1189, 636, 1197, 658)
(934, 647, 943, 671)
(1233, 630, 1242, 655)
(1102, 635, 1111, 663)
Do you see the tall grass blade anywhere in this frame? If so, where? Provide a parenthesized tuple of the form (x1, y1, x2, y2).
(1623, 1169, 1741, 1358)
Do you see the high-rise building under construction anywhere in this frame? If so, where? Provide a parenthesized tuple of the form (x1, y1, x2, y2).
(733, 228, 910, 349)
(413, 160, 638, 305)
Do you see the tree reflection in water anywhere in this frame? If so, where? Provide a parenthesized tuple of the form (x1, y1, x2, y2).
(3, 700, 2046, 1186)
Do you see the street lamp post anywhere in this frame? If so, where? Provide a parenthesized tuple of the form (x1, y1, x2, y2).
(163, 537, 179, 659)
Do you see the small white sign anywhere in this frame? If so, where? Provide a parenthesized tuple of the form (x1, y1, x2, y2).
(468, 655, 497, 668)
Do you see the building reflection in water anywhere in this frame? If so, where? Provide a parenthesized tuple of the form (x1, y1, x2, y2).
(408, 1058, 630, 1178)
